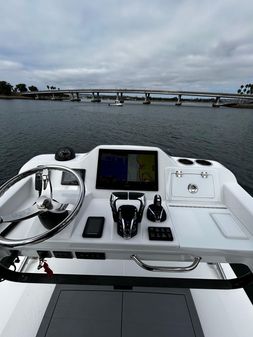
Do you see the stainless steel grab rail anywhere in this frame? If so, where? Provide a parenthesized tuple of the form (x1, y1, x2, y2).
(131, 255, 201, 272)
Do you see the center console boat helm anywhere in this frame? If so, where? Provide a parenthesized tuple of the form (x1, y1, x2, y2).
(1, 145, 253, 337)
(0, 144, 253, 288)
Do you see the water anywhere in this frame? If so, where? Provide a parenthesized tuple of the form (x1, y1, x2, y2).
(0, 99, 253, 299)
(0, 99, 253, 195)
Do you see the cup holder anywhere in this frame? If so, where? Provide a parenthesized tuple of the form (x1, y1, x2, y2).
(178, 158, 194, 165)
(195, 159, 212, 166)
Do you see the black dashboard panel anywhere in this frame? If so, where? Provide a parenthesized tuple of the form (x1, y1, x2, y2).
(96, 149, 158, 191)
(61, 169, 86, 185)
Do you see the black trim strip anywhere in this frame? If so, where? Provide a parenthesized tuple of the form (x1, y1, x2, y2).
(1, 263, 253, 290)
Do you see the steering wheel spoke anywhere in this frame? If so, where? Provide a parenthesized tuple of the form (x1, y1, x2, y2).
(0, 204, 46, 224)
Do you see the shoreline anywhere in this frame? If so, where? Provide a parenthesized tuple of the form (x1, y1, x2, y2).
(220, 103, 253, 109)
(0, 95, 33, 100)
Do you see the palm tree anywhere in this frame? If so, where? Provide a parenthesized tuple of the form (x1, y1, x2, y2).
(237, 83, 253, 95)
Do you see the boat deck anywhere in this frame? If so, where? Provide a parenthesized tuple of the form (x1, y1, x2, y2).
(0, 260, 253, 337)
(36, 285, 203, 337)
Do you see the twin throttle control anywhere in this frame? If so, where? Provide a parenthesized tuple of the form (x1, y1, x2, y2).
(110, 192, 170, 240)
(110, 192, 145, 239)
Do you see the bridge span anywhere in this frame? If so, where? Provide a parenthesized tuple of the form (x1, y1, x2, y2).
(23, 88, 253, 106)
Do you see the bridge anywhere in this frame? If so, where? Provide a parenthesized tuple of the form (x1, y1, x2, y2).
(22, 88, 253, 107)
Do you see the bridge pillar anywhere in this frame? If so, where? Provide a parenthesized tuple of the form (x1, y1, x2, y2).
(69, 92, 80, 102)
(115, 92, 124, 103)
(75, 92, 81, 101)
(143, 93, 151, 104)
(119, 92, 124, 103)
(212, 96, 220, 107)
(175, 94, 182, 106)
(91, 92, 101, 103)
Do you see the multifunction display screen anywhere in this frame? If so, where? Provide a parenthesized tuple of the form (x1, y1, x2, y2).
(96, 149, 158, 191)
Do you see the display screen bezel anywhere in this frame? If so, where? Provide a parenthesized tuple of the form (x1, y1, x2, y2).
(96, 149, 158, 191)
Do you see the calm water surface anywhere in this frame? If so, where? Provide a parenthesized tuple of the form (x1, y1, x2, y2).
(0, 99, 253, 195)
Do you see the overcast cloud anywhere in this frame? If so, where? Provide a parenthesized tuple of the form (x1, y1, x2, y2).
(0, 0, 252, 92)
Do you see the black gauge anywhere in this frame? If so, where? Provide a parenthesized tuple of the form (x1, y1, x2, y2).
(178, 158, 194, 165)
(61, 170, 85, 185)
(195, 159, 212, 166)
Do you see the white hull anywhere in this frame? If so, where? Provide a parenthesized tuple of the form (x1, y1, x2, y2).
(109, 100, 123, 106)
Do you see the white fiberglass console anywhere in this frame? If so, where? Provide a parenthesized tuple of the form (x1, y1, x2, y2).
(0, 145, 253, 272)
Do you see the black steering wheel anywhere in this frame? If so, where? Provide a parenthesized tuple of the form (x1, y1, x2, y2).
(0, 165, 85, 248)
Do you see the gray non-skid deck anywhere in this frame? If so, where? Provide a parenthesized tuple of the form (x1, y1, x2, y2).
(36, 285, 204, 337)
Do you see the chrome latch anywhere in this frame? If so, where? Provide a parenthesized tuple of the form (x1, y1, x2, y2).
(188, 184, 198, 194)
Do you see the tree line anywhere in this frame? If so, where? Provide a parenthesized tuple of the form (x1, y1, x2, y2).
(0, 81, 39, 95)
(0, 81, 60, 96)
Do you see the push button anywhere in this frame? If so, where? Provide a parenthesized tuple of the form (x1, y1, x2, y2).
(148, 227, 173, 241)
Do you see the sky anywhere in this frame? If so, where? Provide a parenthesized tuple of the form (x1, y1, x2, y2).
(0, 0, 252, 92)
